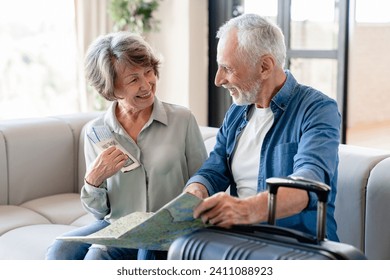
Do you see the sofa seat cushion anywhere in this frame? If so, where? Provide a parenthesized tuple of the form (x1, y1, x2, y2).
(0, 205, 50, 235)
(0, 193, 96, 259)
(20, 193, 91, 225)
(0, 224, 79, 260)
(71, 213, 96, 227)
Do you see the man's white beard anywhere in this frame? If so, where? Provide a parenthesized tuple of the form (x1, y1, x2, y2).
(231, 82, 260, 106)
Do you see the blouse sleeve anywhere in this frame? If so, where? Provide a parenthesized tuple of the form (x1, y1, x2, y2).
(80, 123, 110, 220)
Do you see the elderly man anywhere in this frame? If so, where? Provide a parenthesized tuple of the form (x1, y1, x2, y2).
(185, 14, 341, 241)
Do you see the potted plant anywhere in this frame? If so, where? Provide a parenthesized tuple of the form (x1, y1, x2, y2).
(108, 0, 162, 34)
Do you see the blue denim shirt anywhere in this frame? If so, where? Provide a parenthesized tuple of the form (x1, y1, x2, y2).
(187, 71, 341, 241)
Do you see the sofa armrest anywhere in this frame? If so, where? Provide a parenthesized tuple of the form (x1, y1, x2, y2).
(336, 144, 390, 252)
(365, 157, 390, 259)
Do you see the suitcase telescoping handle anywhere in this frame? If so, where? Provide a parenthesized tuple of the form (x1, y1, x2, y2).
(266, 176, 331, 241)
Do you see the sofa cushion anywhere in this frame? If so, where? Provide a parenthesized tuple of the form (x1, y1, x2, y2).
(0, 131, 8, 205)
(0, 132, 7, 205)
(0, 205, 50, 235)
(21, 193, 91, 225)
(0, 224, 79, 260)
(0, 118, 76, 205)
(71, 213, 96, 227)
(199, 126, 218, 155)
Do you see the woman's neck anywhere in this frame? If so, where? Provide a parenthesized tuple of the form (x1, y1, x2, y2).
(115, 104, 153, 142)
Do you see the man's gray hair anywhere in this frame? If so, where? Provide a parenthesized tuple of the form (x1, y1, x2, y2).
(217, 14, 286, 68)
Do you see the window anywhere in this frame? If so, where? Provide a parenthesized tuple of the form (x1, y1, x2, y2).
(290, 0, 338, 50)
(288, 0, 343, 102)
(244, 0, 346, 137)
(0, 0, 79, 120)
(244, 0, 277, 20)
(244, 0, 390, 150)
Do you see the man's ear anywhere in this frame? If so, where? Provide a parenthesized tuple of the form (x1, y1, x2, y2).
(259, 55, 275, 79)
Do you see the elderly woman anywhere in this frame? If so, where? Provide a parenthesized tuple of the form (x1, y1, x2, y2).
(46, 32, 207, 260)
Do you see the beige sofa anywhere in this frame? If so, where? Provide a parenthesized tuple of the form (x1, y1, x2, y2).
(0, 113, 389, 259)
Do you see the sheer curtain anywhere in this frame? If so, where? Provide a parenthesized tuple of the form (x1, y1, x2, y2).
(74, 0, 113, 111)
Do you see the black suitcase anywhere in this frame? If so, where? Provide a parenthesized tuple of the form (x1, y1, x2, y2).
(168, 176, 367, 260)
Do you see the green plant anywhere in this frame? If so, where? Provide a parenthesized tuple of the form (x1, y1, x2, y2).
(108, 0, 161, 34)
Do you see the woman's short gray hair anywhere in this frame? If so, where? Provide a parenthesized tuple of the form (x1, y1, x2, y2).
(85, 32, 161, 101)
(217, 14, 286, 68)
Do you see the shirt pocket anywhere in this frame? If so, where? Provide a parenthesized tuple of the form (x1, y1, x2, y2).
(271, 142, 298, 176)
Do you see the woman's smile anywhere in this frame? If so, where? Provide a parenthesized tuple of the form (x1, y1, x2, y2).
(137, 91, 152, 99)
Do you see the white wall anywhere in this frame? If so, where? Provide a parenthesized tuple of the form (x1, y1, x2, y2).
(148, 0, 209, 126)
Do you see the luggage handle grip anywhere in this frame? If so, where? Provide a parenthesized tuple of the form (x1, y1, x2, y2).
(266, 176, 330, 202)
(265, 176, 331, 241)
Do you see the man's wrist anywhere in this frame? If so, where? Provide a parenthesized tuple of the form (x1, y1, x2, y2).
(185, 183, 209, 199)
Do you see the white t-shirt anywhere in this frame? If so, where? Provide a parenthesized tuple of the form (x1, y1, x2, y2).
(231, 107, 274, 198)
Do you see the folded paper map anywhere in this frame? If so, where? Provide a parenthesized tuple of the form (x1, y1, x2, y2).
(58, 192, 207, 251)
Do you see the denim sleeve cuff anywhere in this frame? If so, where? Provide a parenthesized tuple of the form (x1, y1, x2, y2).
(185, 175, 215, 196)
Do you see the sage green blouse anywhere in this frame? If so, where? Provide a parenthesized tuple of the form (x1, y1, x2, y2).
(80, 98, 207, 223)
